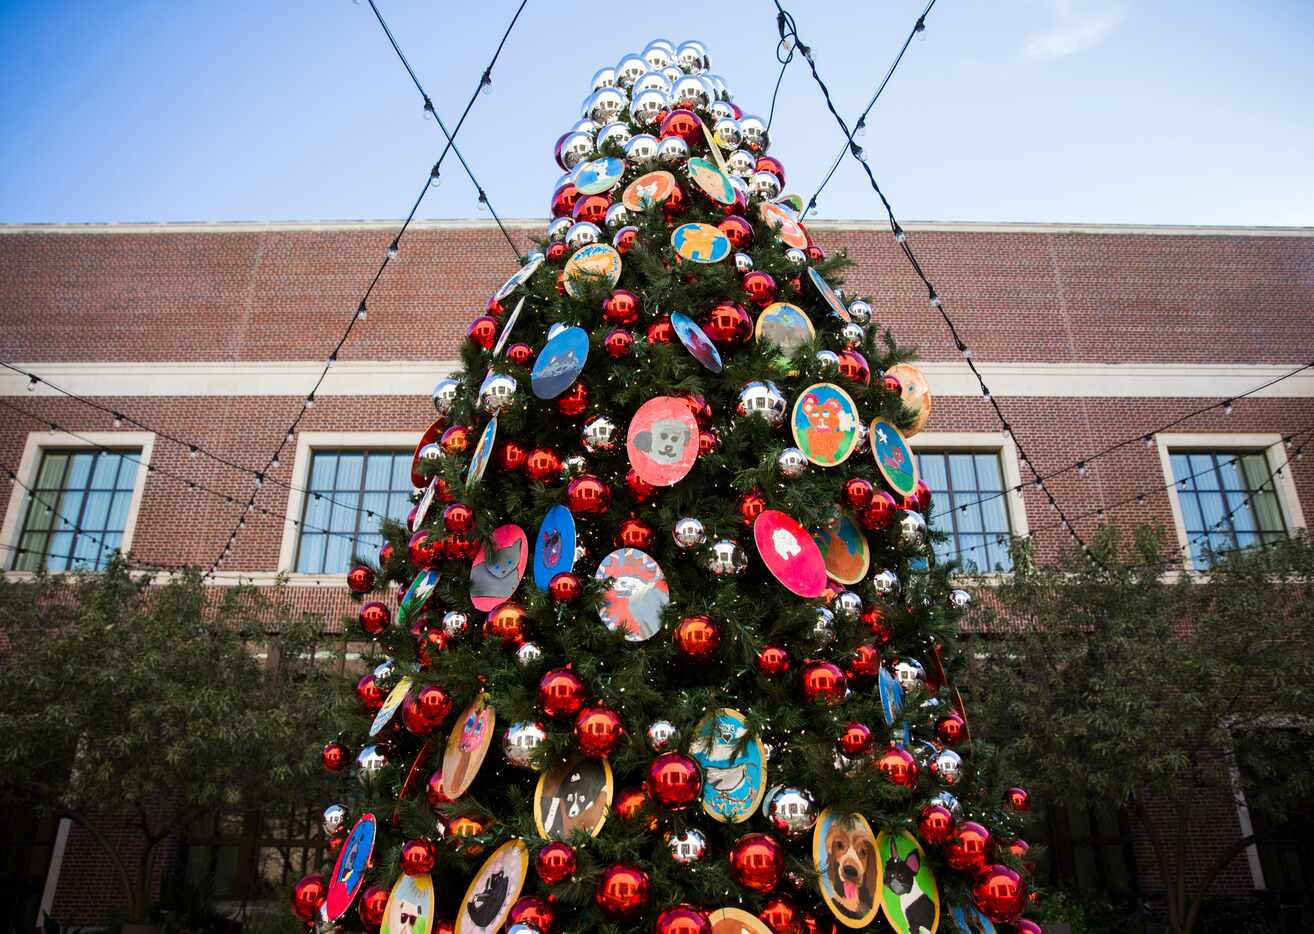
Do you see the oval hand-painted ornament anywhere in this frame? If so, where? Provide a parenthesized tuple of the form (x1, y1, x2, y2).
(813, 808, 881, 929)
(465, 416, 497, 489)
(443, 693, 495, 800)
(410, 419, 445, 487)
(870, 418, 920, 498)
(595, 547, 669, 642)
(753, 509, 827, 598)
(948, 903, 998, 934)
(573, 156, 626, 195)
(876, 830, 940, 934)
(380, 872, 434, 934)
(563, 243, 622, 298)
(879, 667, 905, 727)
(759, 200, 809, 249)
(531, 326, 589, 400)
(687, 156, 736, 205)
(455, 839, 527, 934)
(411, 478, 438, 533)
(622, 170, 677, 211)
(491, 296, 525, 358)
(690, 708, 766, 824)
(791, 382, 861, 467)
(492, 253, 544, 303)
(533, 504, 577, 590)
(812, 511, 871, 585)
(708, 908, 774, 934)
(807, 267, 852, 321)
(468, 524, 528, 612)
(398, 568, 440, 630)
(671, 312, 724, 373)
(671, 223, 731, 263)
(370, 675, 413, 737)
(755, 301, 816, 358)
(324, 813, 377, 922)
(884, 362, 933, 436)
(534, 751, 614, 840)
(627, 396, 699, 487)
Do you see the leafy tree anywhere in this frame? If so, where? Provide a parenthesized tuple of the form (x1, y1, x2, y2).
(0, 558, 345, 924)
(970, 529, 1314, 934)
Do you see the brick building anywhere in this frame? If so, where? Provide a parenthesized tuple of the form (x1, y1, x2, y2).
(0, 218, 1311, 929)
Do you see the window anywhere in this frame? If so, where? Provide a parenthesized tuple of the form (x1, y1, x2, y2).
(1039, 802, 1139, 905)
(916, 451, 1014, 572)
(11, 449, 143, 572)
(1169, 450, 1287, 568)
(294, 450, 412, 574)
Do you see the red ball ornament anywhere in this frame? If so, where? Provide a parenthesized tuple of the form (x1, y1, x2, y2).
(860, 490, 899, 532)
(799, 660, 847, 706)
(483, 602, 527, 646)
(525, 447, 563, 483)
(358, 600, 390, 636)
(536, 841, 577, 885)
(757, 645, 791, 677)
(918, 803, 957, 845)
(408, 529, 442, 569)
(805, 244, 826, 263)
(849, 642, 881, 679)
(594, 863, 651, 922)
(659, 109, 703, 144)
(972, 864, 1027, 923)
(357, 883, 389, 928)
(615, 517, 656, 550)
(737, 489, 767, 525)
(946, 821, 992, 873)
(566, 474, 611, 515)
(326, 832, 346, 855)
(662, 183, 689, 219)
(433, 922, 454, 934)
(355, 673, 384, 711)
(837, 349, 870, 385)
(486, 295, 505, 317)
(680, 392, 714, 427)
(556, 380, 590, 417)
(290, 874, 326, 923)
(759, 895, 803, 934)
(647, 316, 674, 343)
(400, 838, 436, 875)
(507, 896, 556, 932)
(402, 693, 442, 736)
(1004, 786, 1032, 813)
(702, 301, 754, 346)
(496, 439, 528, 472)
(614, 785, 652, 823)
(614, 225, 639, 254)
(541, 667, 588, 719)
(440, 424, 471, 455)
(603, 288, 642, 325)
(742, 270, 779, 307)
(549, 571, 582, 604)
(379, 542, 394, 566)
(625, 468, 657, 502)
(728, 833, 784, 893)
(551, 182, 580, 218)
(321, 740, 350, 772)
(913, 478, 932, 512)
(935, 711, 968, 746)
(1009, 837, 1031, 863)
(1016, 921, 1044, 934)
(674, 615, 721, 661)
(605, 328, 634, 358)
(718, 215, 754, 250)
(756, 155, 787, 185)
(414, 683, 453, 723)
(574, 192, 612, 225)
(575, 705, 625, 757)
(899, 489, 923, 513)
(881, 372, 903, 394)
(467, 315, 499, 350)
(646, 752, 702, 809)
(546, 241, 568, 263)
(876, 745, 919, 788)
(443, 533, 478, 561)
(697, 430, 721, 456)
(443, 502, 475, 534)
(347, 565, 375, 594)
(837, 721, 874, 757)
(861, 604, 892, 643)
(424, 769, 450, 807)
(656, 904, 712, 934)
(506, 342, 533, 366)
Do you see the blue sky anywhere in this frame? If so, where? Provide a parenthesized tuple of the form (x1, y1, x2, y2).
(1, 0, 1311, 227)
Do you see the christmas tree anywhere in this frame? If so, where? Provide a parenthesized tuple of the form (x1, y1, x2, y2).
(293, 39, 1038, 934)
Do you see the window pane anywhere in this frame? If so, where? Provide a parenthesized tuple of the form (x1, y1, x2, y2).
(17, 532, 47, 570)
(1227, 492, 1255, 532)
(90, 453, 120, 488)
(918, 454, 947, 490)
(303, 494, 330, 530)
(958, 504, 984, 533)
(26, 498, 54, 532)
(309, 454, 337, 490)
(392, 454, 412, 490)
(1216, 456, 1243, 491)
(296, 449, 411, 574)
(1169, 454, 1192, 490)
(297, 534, 325, 574)
(335, 454, 364, 490)
(324, 533, 351, 573)
(35, 453, 67, 490)
(1190, 454, 1218, 489)
(388, 492, 411, 523)
(1252, 489, 1284, 533)
(974, 454, 1003, 489)
(57, 491, 84, 529)
(980, 496, 1009, 533)
(107, 492, 132, 531)
(1197, 491, 1226, 529)
(985, 537, 1013, 573)
(1178, 492, 1204, 533)
(948, 454, 976, 492)
(1240, 453, 1271, 492)
(66, 454, 93, 490)
(115, 455, 140, 489)
(48, 531, 74, 571)
(72, 534, 100, 568)
(361, 493, 389, 533)
(363, 454, 392, 491)
(83, 491, 112, 530)
(329, 499, 358, 534)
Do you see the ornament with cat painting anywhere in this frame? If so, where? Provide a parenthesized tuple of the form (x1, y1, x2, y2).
(442, 694, 495, 800)
(454, 838, 527, 934)
(791, 382, 861, 467)
(468, 524, 528, 612)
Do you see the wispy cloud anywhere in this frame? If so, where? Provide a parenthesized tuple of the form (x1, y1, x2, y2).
(1023, 0, 1125, 59)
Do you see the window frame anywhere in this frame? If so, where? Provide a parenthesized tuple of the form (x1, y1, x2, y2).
(277, 432, 420, 582)
(1155, 433, 1306, 572)
(906, 431, 1029, 576)
(0, 431, 155, 576)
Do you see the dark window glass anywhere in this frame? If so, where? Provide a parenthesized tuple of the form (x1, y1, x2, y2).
(915, 451, 1013, 572)
(13, 449, 141, 571)
(295, 450, 412, 574)
(1169, 450, 1287, 568)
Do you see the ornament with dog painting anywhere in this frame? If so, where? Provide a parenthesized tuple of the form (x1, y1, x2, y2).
(626, 396, 699, 487)
(707, 908, 773, 934)
(791, 382, 861, 467)
(883, 362, 932, 436)
(491, 296, 525, 359)
(397, 569, 441, 630)
(807, 267, 852, 322)
(563, 243, 622, 299)
(812, 511, 870, 586)
(875, 830, 940, 934)
(573, 156, 626, 195)
(759, 200, 809, 249)
(370, 676, 413, 737)
(687, 156, 736, 205)
(690, 708, 766, 824)
(533, 750, 614, 840)
(755, 302, 816, 358)
(465, 417, 497, 489)
(670, 312, 724, 373)
(411, 478, 438, 533)
(454, 839, 527, 934)
(324, 813, 377, 921)
(533, 504, 577, 590)
(878, 667, 905, 727)
(622, 170, 677, 211)
(595, 548, 670, 642)
(752, 510, 827, 598)
(442, 694, 495, 800)
(531, 326, 589, 400)
(410, 419, 445, 487)
(492, 254, 544, 304)
(468, 524, 528, 612)
(812, 808, 881, 929)
(671, 223, 732, 263)
(380, 872, 434, 934)
(870, 418, 920, 499)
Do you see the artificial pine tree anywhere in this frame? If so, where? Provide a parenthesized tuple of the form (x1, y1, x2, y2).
(296, 39, 1039, 934)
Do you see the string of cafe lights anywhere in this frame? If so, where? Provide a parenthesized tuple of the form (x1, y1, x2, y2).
(774, 4, 1106, 567)
(206, 0, 530, 578)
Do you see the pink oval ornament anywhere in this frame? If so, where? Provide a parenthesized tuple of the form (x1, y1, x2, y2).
(468, 524, 528, 612)
(626, 396, 699, 487)
(753, 510, 827, 597)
